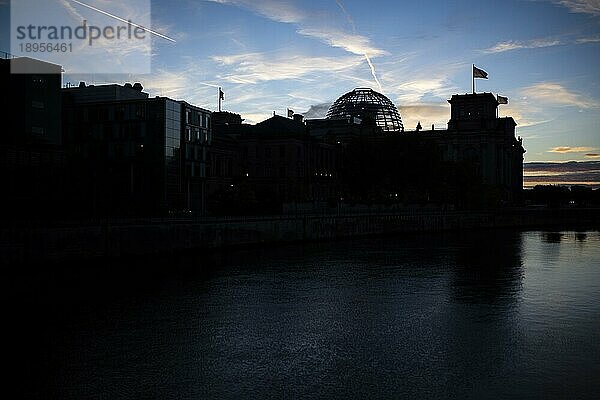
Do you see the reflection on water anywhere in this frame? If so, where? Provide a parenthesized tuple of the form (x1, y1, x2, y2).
(7, 230, 600, 399)
(576, 232, 587, 242)
(452, 231, 523, 304)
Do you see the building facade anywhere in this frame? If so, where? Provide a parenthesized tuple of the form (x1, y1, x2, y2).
(0, 57, 65, 219)
(209, 113, 339, 213)
(422, 93, 525, 199)
(306, 89, 525, 204)
(62, 83, 211, 216)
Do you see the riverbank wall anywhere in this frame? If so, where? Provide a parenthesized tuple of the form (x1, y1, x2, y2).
(2, 208, 599, 264)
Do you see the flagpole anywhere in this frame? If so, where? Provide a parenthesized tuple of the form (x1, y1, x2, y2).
(218, 87, 221, 112)
(472, 64, 475, 94)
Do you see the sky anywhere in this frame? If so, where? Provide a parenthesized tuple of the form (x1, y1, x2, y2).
(1, 0, 599, 165)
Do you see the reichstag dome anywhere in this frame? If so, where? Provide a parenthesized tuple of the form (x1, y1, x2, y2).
(326, 88, 404, 132)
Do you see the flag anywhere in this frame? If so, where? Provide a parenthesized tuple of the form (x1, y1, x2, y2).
(497, 95, 508, 104)
(219, 88, 224, 100)
(473, 65, 488, 79)
(287, 109, 294, 118)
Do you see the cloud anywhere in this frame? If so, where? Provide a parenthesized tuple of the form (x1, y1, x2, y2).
(393, 77, 458, 104)
(207, 0, 305, 23)
(585, 153, 600, 158)
(212, 52, 364, 84)
(552, 0, 600, 15)
(49, 0, 158, 73)
(60, 0, 86, 21)
(206, 0, 386, 90)
(376, 60, 462, 104)
(484, 34, 600, 54)
(548, 146, 597, 153)
(499, 104, 553, 128)
(303, 103, 332, 119)
(206, 0, 385, 58)
(296, 28, 388, 57)
(523, 160, 600, 187)
(302, 101, 453, 128)
(522, 83, 600, 109)
(576, 35, 600, 43)
(483, 38, 561, 53)
(143, 69, 193, 97)
(398, 103, 450, 129)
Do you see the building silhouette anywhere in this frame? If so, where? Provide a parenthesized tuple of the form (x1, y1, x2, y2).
(210, 113, 338, 214)
(62, 82, 211, 216)
(2, 55, 526, 218)
(0, 57, 65, 219)
(307, 88, 402, 141)
(306, 88, 525, 204)
(423, 92, 525, 200)
(326, 87, 404, 132)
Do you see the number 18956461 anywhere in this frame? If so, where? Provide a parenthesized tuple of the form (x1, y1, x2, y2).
(19, 43, 72, 53)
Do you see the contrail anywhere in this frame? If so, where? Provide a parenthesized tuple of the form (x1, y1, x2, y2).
(69, 0, 176, 42)
(364, 54, 383, 92)
(196, 82, 221, 89)
(334, 0, 383, 92)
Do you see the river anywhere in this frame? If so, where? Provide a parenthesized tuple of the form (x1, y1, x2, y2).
(9, 229, 600, 399)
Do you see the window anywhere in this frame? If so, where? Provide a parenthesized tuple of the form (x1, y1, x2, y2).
(31, 76, 46, 88)
(136, 105, 145, 119)
(31, 126, 45, 136)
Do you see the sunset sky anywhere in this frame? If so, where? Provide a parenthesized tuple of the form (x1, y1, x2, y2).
(1, 0, 599, 164)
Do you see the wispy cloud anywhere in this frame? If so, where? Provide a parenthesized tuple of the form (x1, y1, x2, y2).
(549, 146, 597, 153)
(398, 103, 450, 129)
(295, 28, 387, 58)
(585, 153, 600, 158)
(206, 0, 386, 90)
(207, 0, 385, 57)
(52, 0, 160, 73)
(484, 33, 600, 54)
(302, 103, 332, 119)
(552, 0, 600, 16)
(143, 69, 196, 97)
(499, 103, 553, 128)
(483, 38, 561, 53)
(376, 59, 462, 104)
(300, 101, 452, 129)
(207, 0, 305, 23)
(522, 82, 600, 109)
(523, 160, 600, 187)
(576, 35, 600, 43)
(212, 52, 364, 84)
(333, 0, 384, 91)
(391, 77, 459, 104)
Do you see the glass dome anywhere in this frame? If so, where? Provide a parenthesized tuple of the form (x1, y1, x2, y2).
(326, 88, 403, 132)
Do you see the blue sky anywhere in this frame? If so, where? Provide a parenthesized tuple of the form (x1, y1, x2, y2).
(1, 0, 599, 162)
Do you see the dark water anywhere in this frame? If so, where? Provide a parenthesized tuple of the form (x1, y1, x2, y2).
(8, 230, 600, 399)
